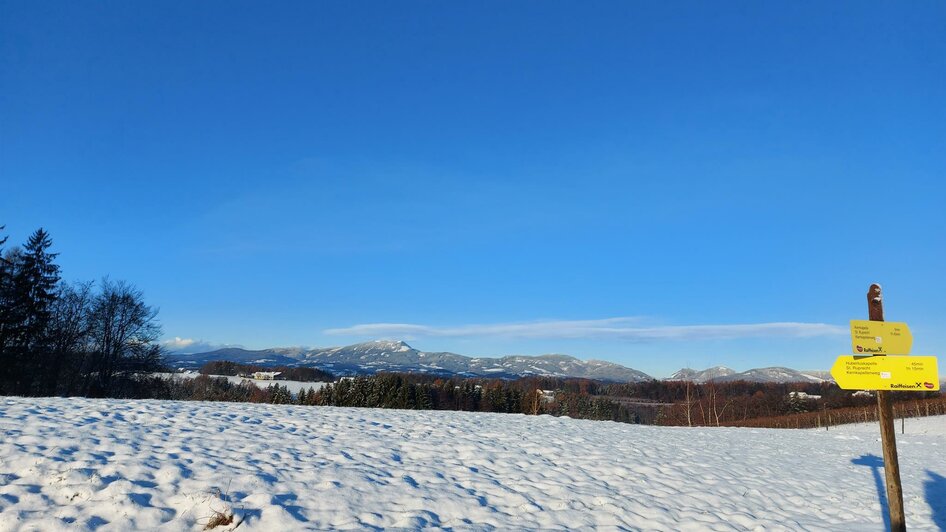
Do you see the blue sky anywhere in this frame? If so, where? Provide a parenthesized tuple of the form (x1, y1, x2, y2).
(2, 1, 944, 377)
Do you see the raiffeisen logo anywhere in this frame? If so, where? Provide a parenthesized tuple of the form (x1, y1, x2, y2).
(855, 345, 882, 354)
(890, 383, 923, 389)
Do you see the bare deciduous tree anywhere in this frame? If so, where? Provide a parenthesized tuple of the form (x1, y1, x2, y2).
(83, 279, 163, 396)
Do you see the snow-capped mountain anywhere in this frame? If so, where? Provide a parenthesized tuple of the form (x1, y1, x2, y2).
(667, 366, 737, 383)
(168, 340, 653, 382)
(168, 347, 301, 367)
(713, 367, 827, 383)
(668, 366, 829, 384)
(799, 370, 833, 381)
(168, 341, 830, 384)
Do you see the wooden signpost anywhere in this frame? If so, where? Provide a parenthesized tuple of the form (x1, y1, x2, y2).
(868, 285, 906, 532)
(829, 284, 941, 532)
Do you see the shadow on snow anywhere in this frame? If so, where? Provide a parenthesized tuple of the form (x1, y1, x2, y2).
(925, 470, 946, 531)
(852, 454, 946, 530)
(851, 454, 889, 531)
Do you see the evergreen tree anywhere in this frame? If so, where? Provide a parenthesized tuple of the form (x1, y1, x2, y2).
(18, 229, 61, 342)
(0, 229, 61, 393)
(269, 384, 292, 404)
(22, 229, 62, 393)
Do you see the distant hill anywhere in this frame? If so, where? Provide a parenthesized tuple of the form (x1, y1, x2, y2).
(712, 367, 826, 383)
(799, 370, 833, 382)
(169, 347, 301, 368)
(668, 366, 829, 384)
(667, 366, 737, 382)
(167, 340, 832, 384)
(168, 340, 653, 382)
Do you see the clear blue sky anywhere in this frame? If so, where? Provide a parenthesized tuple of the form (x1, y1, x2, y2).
(2, 1, 944, 377)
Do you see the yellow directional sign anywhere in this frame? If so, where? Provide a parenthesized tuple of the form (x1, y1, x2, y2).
(831, 355, 939, 391)
(850, 320, 913, 355)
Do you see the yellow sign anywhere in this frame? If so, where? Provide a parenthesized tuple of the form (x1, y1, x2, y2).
(850, 320, 913, 355)
(831, 355, 939, 391)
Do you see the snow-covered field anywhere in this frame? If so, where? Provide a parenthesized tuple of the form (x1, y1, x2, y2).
(1, 398, 944, 531)
(821, 415, 946, 438)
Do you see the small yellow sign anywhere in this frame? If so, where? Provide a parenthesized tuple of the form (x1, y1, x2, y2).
(831, 355, 939, 391)
(850, 320, 913, 355)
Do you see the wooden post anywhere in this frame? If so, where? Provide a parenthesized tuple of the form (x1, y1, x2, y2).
(870, 283, 906, 532)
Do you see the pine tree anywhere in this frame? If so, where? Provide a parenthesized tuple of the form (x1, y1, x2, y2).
(18, 229, 61, 341)
(1, 229, 61, 393)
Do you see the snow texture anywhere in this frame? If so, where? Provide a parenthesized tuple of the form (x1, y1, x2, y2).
(1, 397, 945, 530)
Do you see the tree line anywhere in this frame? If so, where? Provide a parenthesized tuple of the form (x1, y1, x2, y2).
(113, 365, 945, 428)
(606, 379, 943, 427)
(732, 394, 946, 429)
(310, 374, 645, 422)
(199, 360, 334, 382)
(0, 226, 166, 397)
(151, 370, 646, 423)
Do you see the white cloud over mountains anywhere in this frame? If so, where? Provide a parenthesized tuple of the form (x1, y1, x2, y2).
(160, 337, 241, 354)
(323, 318, 846, 342)
(162, 337, 198, 350)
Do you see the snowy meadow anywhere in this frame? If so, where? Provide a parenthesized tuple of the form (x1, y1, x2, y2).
(0, 397, 944, 531)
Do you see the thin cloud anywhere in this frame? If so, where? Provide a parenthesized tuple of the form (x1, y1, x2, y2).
(323, 318, 846, 341)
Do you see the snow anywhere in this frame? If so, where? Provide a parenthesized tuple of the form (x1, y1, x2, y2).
(0, 397, 944, 531)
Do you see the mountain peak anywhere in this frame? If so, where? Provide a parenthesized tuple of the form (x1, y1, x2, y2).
(339, 339, 417, 355)
(668, 366, 737, 382)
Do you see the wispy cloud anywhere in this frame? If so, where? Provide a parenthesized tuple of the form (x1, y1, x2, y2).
(323, 318, 846, 341)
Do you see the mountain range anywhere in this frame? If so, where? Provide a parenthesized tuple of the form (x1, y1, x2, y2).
(667, 366, 828, 384)
(168, 340, 651, 382)
(167, 340, 832, 384)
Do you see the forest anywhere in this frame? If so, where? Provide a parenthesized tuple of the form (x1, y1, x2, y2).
(199, 360, 334, 382)
(142, 368, 946, 429)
